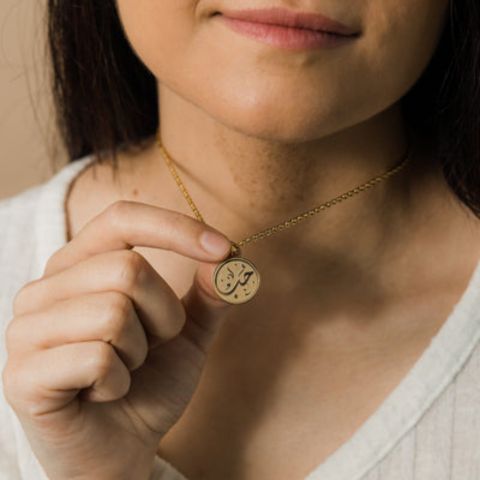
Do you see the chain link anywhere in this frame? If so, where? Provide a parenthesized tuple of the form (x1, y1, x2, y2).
(156, 131, 411, 256)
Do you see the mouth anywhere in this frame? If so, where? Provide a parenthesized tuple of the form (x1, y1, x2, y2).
(214, 7, 361, 37)
(212, 7, 361, 50)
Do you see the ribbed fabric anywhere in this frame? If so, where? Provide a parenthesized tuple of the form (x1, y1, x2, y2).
(0, 156, 479, 479)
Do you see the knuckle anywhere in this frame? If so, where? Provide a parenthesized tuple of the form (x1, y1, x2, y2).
(115, 250, 148, 291)
(105, 291, 132, 316)
(12, 281, 36, 317)
(105, 200, 133, 230)
(89, 342, 116, 379)
(102, 293, 132, 341)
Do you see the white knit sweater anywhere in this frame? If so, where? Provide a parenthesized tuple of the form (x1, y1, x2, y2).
(1, 156, 479, 479)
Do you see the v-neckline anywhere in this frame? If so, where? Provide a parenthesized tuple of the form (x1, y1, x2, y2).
(32, 156, 480, 480)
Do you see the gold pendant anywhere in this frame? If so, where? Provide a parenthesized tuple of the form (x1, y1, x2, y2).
(213, 244, 260, 304)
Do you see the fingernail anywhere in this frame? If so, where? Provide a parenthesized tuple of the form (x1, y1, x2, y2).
(199, 231, 231, 256)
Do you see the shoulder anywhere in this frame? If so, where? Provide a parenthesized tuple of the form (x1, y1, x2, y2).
(0, 156, 94, 237)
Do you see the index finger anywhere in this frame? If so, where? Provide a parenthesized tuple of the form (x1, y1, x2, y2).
(44, 200, 233, 277)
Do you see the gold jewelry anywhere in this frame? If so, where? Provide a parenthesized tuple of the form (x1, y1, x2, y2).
(156, 131, 411, 305)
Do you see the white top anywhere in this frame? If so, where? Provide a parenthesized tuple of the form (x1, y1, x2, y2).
(1, 155, 480, 479)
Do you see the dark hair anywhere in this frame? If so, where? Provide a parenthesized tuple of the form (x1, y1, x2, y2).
(47, 0, 480, 217)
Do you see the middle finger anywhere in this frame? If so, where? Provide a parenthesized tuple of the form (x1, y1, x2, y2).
(14, 249, 186, 341)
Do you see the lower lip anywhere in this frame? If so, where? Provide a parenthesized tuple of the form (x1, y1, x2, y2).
(217, 15, 358, 50)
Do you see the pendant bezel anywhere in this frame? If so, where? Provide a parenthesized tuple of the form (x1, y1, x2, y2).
(212, 255, 261, 304)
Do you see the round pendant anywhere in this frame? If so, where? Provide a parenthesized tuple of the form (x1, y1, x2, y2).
(213, 256, 261, 304)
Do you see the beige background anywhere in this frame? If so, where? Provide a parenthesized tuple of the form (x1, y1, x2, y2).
(0, 0, 65, 200)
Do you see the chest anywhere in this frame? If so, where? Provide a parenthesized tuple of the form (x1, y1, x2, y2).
(155, 306, 444, 480)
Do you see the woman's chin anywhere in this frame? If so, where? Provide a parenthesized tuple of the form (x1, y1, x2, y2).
(205, 100, 338, 143)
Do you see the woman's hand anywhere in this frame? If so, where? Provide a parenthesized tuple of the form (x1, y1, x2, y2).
(1, 200, 235, 480)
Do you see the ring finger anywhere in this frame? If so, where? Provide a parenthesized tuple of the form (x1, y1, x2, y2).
(7, 291, 148, 371)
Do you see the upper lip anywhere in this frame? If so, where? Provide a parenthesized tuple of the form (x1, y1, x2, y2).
(218, 7, 360, 36)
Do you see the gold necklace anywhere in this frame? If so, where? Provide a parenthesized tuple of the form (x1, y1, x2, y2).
(155, 131, 411, 305)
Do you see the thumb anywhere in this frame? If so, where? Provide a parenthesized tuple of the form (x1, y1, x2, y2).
(180, 261, 236, 352)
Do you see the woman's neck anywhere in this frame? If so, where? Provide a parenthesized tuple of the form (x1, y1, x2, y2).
(66, 97, 480, 318)
(128, 84, 439, 260)
(157, 83, 410, 218)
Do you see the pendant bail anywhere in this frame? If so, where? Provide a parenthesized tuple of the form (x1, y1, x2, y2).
(229, 241, 242, 258)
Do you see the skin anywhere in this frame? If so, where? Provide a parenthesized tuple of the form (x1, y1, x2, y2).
(4, 0, 480, 479)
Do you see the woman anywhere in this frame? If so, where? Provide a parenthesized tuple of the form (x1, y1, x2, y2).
(1, 0, 480, 478)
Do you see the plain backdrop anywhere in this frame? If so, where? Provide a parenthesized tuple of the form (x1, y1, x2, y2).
(0, 0, 66, 200)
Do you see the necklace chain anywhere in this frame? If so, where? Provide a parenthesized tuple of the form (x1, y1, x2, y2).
(155, 130, 411, 257)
